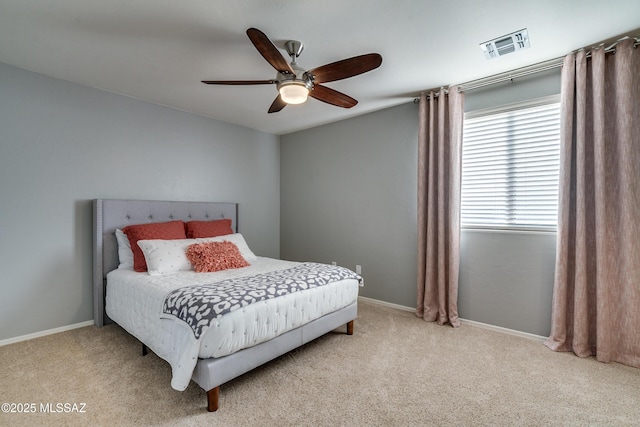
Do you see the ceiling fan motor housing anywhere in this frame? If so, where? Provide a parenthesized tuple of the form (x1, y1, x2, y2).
(276, 55, 313, 99)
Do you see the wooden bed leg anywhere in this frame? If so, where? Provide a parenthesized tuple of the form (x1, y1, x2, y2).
(347, 320, 354, 335)
(142, 344, 148, 356)
(207, 387, 220, 412)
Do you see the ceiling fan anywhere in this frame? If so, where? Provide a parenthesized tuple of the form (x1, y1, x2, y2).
(202, 28, 383, 113)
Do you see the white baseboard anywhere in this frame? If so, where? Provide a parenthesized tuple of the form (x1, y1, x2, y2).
(358, 296, 415, 312)
(0, 320, 94, 347)
(357, 296, 546, 342)
(459, 318, 547, 342)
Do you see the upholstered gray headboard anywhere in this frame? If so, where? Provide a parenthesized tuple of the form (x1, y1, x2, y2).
(93, 199, 238, 327)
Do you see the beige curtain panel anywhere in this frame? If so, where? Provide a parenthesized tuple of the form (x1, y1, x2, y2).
(545, 38, 640, 368)
(416, 88, 464, 327)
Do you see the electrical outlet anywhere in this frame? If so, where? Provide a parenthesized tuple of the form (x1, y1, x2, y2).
(356, 265, 361, 275)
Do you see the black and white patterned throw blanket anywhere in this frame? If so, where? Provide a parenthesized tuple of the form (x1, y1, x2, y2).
(163, 263, 361, 339)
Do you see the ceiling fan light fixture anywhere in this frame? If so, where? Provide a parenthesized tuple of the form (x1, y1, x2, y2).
(278, 81, 309, 104)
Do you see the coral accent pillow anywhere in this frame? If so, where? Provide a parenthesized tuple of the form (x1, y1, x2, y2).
(186, 241, 250, 273)
(196, 233, 257, 263)
(122, 220, 187, 272)
(185, 219, 233, 238)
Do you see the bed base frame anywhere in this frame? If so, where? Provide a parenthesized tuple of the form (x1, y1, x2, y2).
(198, 316, 355, 411)
(206, 323, 355, 410)
(93, 199, 357, 412)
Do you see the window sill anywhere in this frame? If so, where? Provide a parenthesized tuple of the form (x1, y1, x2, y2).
(461, 227, 557, 235)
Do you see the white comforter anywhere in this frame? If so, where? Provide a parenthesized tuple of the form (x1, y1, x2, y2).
(105, 257, 359, 390)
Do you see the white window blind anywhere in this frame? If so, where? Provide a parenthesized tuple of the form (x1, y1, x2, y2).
(461, 96, 561, 231)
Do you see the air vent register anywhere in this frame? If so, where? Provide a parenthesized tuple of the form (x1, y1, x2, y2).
(480, 29, 530, 59)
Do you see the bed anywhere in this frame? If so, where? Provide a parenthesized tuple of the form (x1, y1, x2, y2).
(92, 199, 359, 412)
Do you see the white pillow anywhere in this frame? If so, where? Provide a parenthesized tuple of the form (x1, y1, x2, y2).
(137, 233, 257, 276)
(137, 238, 195, 276)
(196, 233, 258, 263)
(115, 228, 134, 269)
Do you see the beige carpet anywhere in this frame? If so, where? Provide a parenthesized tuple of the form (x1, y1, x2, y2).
(1, 300, 639, 426)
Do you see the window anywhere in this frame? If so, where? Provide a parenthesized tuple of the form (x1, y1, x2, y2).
(461, 95, 561, 231)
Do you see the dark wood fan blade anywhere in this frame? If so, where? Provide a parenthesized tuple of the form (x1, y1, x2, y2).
(201, 80, 276, 85)
(308, 53, 382, 84)
(309, 85, 358, 108)
(268, 95, 287, 113)
(246, 28, 294, 75)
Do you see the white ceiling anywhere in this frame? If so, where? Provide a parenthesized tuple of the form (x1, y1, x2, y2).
(1, 0, 639, 135)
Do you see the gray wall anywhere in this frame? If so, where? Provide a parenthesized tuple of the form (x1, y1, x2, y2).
(459, 230, 556, 335)
(0, 62, 280, 342)
(281, 70, 561, 336)
(281, 103, 418, 307)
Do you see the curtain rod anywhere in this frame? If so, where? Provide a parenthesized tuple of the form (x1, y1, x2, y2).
(602, 35, 639, 52)
(413, 56, 562, 102)
(412, 88, 448, 103)
(414, 35, 639, 100)
(457, 57, 563, 92)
